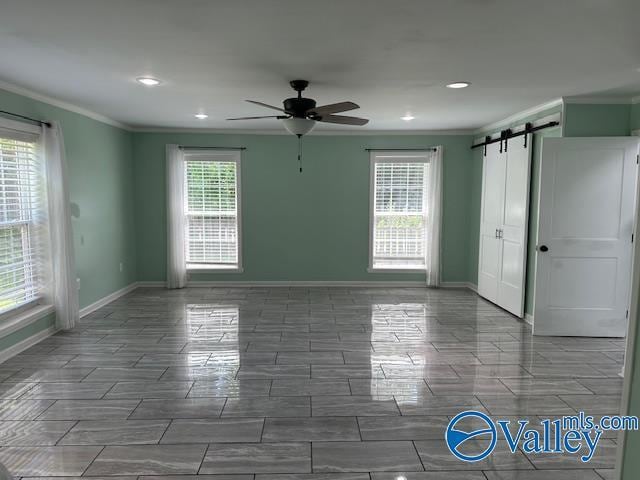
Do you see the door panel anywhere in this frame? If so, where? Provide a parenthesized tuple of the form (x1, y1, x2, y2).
(534, 137, 639, 337)
(477, 142, 504, 302)
(496, 134, 532, 317)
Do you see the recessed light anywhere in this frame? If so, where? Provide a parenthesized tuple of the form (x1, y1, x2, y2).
(136, 77, 161, 86)
(401, 114, 415, 121)
(194, 113, 209, 120)
(446, 82, 470, 89)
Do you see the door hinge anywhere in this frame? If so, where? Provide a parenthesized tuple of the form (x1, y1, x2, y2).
(633, 233, 635, 243)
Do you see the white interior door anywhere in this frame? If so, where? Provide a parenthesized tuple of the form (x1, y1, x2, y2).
(478, 142, 504, 303)
(497, 134, 532, 317)
(533, 137, 640, 337)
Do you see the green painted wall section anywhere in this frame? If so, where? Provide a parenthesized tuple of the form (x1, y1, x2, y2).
(631, 102, 640, 132)
(133, 132, 474, 283)
(563, 103, 631, 137)
(0, 88, 137, 309)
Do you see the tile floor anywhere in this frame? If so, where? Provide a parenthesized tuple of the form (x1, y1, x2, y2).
(0, 286, 625, 480)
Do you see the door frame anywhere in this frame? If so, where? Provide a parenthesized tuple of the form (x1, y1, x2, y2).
(616, 133, 640, 479)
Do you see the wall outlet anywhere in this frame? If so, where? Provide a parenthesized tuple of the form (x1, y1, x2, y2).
(119, 262, 123, 272)
(76, 278, 81, 290)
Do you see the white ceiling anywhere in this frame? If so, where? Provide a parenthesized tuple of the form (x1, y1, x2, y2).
(1, 0, 639, 131)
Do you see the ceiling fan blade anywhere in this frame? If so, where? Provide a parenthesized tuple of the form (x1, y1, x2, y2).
(245, 100, 287, 113)
(316, 114, 369, 126)
(227, 115, 288, 120)
(308, 101, 359, 115)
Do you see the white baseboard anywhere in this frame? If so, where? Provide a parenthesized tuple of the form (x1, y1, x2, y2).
(79, 282, 139, 318)
(141, 280, 429, 288)
(138, 280, 481, 290)
(441, 281, 478, 292)
(0, 325, 57, 363)
(525, 313, 534, 326)
(136, 281, 167, 288)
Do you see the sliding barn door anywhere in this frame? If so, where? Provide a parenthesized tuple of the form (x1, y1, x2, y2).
(497, 135, 532, 317)
(478, 135, 532, 318)
(478, 142, 504, 303)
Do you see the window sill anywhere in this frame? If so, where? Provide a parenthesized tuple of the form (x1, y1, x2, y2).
(187, 265, 244, 273)
(0, 304, 55, 339)
(367, 267, 426, 274)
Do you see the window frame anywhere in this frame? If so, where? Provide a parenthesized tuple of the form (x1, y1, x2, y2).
(367, 151, 430, 273)
(0, 117, 47, 319)
(182, 150, 243, 273)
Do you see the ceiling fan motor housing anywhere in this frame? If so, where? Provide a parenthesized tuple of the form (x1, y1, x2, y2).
(284, 97, 316, 118)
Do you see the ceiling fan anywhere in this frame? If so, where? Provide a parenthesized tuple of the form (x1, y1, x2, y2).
(227, 80, 369, 136)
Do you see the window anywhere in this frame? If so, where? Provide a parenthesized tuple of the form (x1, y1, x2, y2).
(0, 131, 43, 314)
(183, 151, 242, 271)
(369, 151, 430, 271)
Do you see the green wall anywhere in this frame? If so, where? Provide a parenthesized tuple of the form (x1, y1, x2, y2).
(0, 87, 137, 345)
(564, 103, 631, 137)
(631, 102, 640, 132)
(133, 132, 474, 283)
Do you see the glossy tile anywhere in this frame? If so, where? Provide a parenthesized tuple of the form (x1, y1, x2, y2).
(313, 441, 423, 472)
(59, 420, 169, 445)
(104, 381, 193, 399)
(86, 445, 208, 475)
(312, 395, 400, 416)
(187, 379, 271, 397)
(38, 399, 140, 420)
(270, 378, 351, 396)
(0, 446, 102, 476)
(129, 398, 226, 419)
(21, 382, 114, 399)
(200, 442, 311, 474)
(414, 440, 533, 471)
(262, 416, 360, 441)
(0, 420, 75, 446)
(357, 415, 448, 440)
(223, 396, 310, 417)
(161, 418, 264, 443)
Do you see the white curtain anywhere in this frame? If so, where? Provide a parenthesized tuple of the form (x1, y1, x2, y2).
(42, 122, 79, 330)
(426, 146, 443, 287)
(166, 144, 187, 288)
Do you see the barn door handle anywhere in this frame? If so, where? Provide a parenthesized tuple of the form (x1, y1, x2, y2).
(538, 245, 549, 252)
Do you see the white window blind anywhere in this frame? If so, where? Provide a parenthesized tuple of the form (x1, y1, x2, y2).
(0, 135, 43, 313)
(370, 153, 430, 270)
(183, 152, 241, 270)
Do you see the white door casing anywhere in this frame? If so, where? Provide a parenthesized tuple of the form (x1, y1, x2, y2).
(533, 137, 640, 337)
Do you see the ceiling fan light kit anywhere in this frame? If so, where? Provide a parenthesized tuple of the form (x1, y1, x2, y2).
(227, 80, 369, 172)
(282, 117, 316, 136)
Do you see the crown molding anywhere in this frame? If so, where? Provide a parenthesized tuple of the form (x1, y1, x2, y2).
(562, 95, 634, 105)
(0, 80, 130, 130)
(474, 98, 563, 135)
(130, 126, 475, 136)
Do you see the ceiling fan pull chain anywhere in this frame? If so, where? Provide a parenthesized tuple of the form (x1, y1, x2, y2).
(297, 134, 303, 173)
